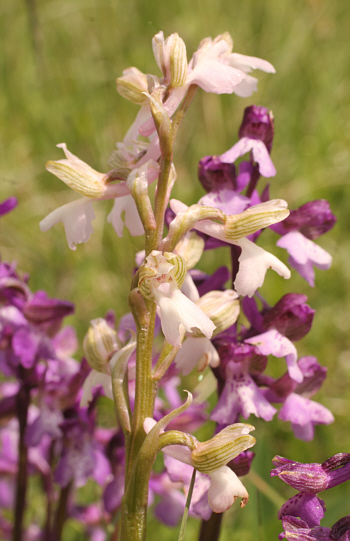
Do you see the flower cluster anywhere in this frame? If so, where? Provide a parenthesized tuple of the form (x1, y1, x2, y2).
(2, 27, 339, 541)
(271, 454, 350, 540)
(39, 31, 276, 251)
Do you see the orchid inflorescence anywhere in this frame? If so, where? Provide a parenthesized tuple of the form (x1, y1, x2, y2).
(0, 29, 342, 541)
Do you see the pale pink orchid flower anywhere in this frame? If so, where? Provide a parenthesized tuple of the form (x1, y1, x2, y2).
(138, 251, 215, 348)
(40, 142, 159, 249)
(187, 36, 275, 97)
(144, 417, 254, 513)
(169, 199, 291, 297)
(139, 31, 275, 139)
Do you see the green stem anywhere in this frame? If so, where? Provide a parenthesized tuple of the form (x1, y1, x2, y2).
(151, 155, 173, 251)
(171, 85, 198, 139)
(178, 469, 196, 541)
(125, 303, 158, 481)
(152, 340, 179, 381)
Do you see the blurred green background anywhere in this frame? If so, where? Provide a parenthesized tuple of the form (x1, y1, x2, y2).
(1, 0, 350, 539)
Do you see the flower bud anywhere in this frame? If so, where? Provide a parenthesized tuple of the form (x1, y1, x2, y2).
(238, 106, 274, 153)
(166, 33, 188, 87)
(198, 155, 236, 193)
(117, 67, 149, 105)
(224, 199, 289, 240)
(191, 423, 255, 474)
(83, 318, 119, 373)
(272, 200, 336, 240)
(194, 290, 240, 337)
(228, 450, 255, 477)
(174, 231, 205, 270)
(46, 144, 107, 198)
(263, 293, 315, 341)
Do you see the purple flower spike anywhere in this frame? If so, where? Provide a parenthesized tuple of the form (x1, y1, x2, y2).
(238, 105, 274, 153)
(0, 197, 18, 217)
(198, 155, 236, 192)
(263, 294, 315, 341)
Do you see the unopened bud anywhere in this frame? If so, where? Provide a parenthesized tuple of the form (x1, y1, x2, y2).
(167, 33, 188, 87)
(195, 289, 240, 337)
(174, 231, 205, 270)
(191, 423, 255, 474)
(224, 199, 289, 240)
(117, 67, 149, 105)
(83, 318, 119, 373)
(239, 106, 274, 153)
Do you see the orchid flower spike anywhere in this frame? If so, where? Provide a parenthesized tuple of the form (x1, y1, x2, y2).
(138, 250, 215, 348)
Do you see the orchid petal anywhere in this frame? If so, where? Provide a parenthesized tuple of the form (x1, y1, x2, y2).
(234, 238, 291, 297)
(246, 329, 302, 383)
(80, 370, 113, 407)
(207, 466, 249, 512)
(220, 138, 276, 177)
(40, 198, 95, 250)
(175, 336, 219, 375)
(157, 288, 215, 348)
(107, 194, 144, 237)
(277, 232, 332, 287)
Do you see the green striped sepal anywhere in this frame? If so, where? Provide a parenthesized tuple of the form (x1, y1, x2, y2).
(191, 423, 256, 474)
(224, 199, 289, 240)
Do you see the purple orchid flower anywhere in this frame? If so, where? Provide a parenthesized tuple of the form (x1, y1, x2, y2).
(272, 454, 350, 540)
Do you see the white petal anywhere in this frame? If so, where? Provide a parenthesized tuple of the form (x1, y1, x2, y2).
(180, 273, 200, 302)
(234, 238, 290, 297)
(207, 466, 249, 512)
(107, 194, 144, 237)
(40, 198, 95, 250)
(80, 370, 113, 407)
(228, 53, 275, 74)
(157, 289, 215, 348)
(232, 75, 259, 97)
(175, 336, 219, 375)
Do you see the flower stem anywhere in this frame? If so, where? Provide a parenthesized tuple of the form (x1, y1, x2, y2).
(12, 380, 30, 541)
(52, 482, 72, 541)
(198, 512, 223, 541)
(178, 469, 196, 541)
